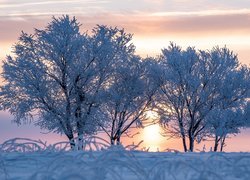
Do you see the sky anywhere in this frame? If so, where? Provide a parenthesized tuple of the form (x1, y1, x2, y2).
(0, 0, 250, 151)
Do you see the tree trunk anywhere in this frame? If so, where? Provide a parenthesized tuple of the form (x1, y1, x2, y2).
(189, 137, 194, 152)
(110, 137, 115, 145)
(66, 133, 75, 150)
(65, 121, 75, 150)
(220, 136, 226, 152)
(116, 122, 122, 145)
(76, 118, 85, 150)
(181, 136, 187, 152)
(77, 133, 84, 150)
(116, 135, 121, 145)
(213, 135, 219, 152)
(110, 135, 121, 146)
(178, 118, 187, 152)
(188, 128, 194, 152)
(75, 105, 86, 151)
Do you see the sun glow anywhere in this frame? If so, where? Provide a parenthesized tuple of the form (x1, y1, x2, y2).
(143, 124, 161, 142)
(143, 124, 164, 151)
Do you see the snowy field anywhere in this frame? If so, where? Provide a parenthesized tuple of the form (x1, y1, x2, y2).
(0, 138, 250, 180)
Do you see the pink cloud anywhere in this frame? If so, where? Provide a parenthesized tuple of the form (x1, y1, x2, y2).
(1, 12, 250, 64)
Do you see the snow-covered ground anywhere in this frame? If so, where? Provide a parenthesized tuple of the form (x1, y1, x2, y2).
(1, 138, 250, 180)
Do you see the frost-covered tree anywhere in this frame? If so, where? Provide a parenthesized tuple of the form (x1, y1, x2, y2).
(206, 108, 245, 152)
(206, 58, 250, 151)
(157, 43, 203, 152)
(98, 57, 158, 145)
(158, 43, 250, 152)
(245, 101, 250, 124)
(0, 16, 135, 149)
(73, 24, 136, 148)
(0, 16, 83, 148)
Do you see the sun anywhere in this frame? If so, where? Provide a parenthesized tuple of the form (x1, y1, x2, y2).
(143, 124, 164, 151)
(143, 124, 160, 142)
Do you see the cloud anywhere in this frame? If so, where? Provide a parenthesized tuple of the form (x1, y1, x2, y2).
(0, 0, 110, 17)
(75, 11, 250, 38)
(149, 9, 250, 17)
(1, 9, 250, 64)
(1, 10, 250, 41)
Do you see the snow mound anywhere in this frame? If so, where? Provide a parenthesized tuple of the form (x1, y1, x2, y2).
(0, 138, 250, 179)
